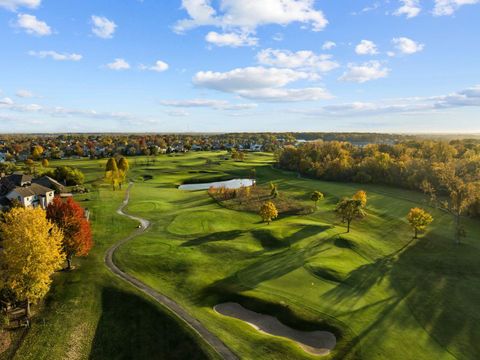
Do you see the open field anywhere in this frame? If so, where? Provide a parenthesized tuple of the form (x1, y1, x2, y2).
(11, 151, 480, 359)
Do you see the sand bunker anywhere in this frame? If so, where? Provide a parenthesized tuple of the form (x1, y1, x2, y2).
(214, 302, 336, 356)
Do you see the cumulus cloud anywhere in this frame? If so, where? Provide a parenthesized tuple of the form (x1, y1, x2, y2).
(28, 50, 82, 61)
(291, 84, 480, 117)
(192, 66, 331, 102)
(433, 0, 479, 16)
(0, 0, 40, 11)
(139, 60, 169, 72)
(106, 58, 130, 70)
(16, 89, 34, 98)
(15, 13, 51, 36)
(392, 37, 424, 54)
(257, 48, 339, 72)
(394, 0, 421, 18)
(322, 41, 336, 50)
(339, 61, 389, 83)
(91, 15, 117, 39)
(174, 0, 328, 33)
(205, 31, 258, 47)
(0, 97, 14, 105)
(160, 98, 257, 110)
(355, 40, 378, 55)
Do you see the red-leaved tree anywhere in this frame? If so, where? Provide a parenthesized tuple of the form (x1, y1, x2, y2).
(47, 197, 93, 270)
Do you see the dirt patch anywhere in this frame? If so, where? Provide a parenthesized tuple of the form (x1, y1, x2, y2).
(209, 185, 313, 216)
(63, 322, 89, 360)
(214, 302, 336, 356)
(0, 331, 11, 354)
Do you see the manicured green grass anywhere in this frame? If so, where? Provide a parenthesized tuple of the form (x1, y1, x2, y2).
(9, 162, 219, 360)
(110, 151, 480, 360)
(13, 151, 480, 360)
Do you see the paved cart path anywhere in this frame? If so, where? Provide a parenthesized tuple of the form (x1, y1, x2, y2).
(104, 183, 238, 360)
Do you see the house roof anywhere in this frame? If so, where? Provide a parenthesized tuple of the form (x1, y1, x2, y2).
(32, 176, 65, 192)
(8, 183, 53, 198)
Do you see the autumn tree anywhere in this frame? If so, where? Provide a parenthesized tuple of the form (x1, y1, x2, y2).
(259, 201, 278, 224)
(31, 145, 44, 160)
(0, 207, 64, 315)
(117, 156, 130, 189)
(433, 163, 479, 244)
(311, 191, 324, 209)
(335, 199, 366, 233)
(41, 158, 49, 168)
(353, 190, 368, 208)
(407, 208, 433, 239)
(47, 197, 93, 270)
(105, 157, 122, 190)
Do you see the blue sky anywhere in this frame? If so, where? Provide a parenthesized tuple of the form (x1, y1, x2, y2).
(0, 0, 479, 133)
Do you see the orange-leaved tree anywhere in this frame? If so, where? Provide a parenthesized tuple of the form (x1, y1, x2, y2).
(0, 207, 64, 315)
(47, 197, 93, 270)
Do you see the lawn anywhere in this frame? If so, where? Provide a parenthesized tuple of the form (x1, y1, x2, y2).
(112, 151, 480, 360)
(10, 151, 480, 360)
(7, 158, 219, 360)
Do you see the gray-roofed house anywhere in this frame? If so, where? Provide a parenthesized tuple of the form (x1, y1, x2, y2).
(0, 173, 55, 209)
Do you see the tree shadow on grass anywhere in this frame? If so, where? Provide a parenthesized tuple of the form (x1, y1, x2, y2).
(201, 230, 333, 304)
(89, 287, 210, 360)
(181, 230, 245, 247)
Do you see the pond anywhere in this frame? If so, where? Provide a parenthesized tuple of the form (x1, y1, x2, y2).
(178, 179, 255, 191)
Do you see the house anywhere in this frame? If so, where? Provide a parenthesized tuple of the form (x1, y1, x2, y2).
(32, 176, 66, 194)
(0, 173, 55, 210)
(0, 152, 7, 163)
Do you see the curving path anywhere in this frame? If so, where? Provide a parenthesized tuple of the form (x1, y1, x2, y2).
(104, 183, 238, 360)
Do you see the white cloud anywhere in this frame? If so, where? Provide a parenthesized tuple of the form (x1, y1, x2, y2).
(91, 15, 117, 39)
(322, 41, 336, 50)
(0, 0, 40, 11)
(106, 58, 130, 70)
(236, 87, 332, 102)
(394, 0, 421, 18)
(339, 61, 389, 83)
(257, 48, 339, 72)
(166, 109, 190, 117)
(139, 60, 169, 72)
(175, 0, 328, 33)
(28, 50, 82, 61)
(205, 31, 258, 47)
(433, 0, 479, 16)
(193, 66, 311, 92)
(292, 84, 480, 117)
(355, 40, 378, 55)
(392, 37, 424, 54)
(193, 66, 331, 102)
(15, 13, 51, 36)
(160, 98, 257, 110)
(16, 89, 34, 98)
(0, 97, 14, 105)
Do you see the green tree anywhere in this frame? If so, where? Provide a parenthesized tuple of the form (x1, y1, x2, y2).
(335, 199, 366, 233)
(407, 208, 433, 239)
(311, 191, 324, 209)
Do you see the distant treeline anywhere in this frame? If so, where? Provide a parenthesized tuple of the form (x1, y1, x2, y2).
(277, 139, 480, 217)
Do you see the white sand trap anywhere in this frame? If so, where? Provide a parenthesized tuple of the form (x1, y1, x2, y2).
(214, 302, 336, 356)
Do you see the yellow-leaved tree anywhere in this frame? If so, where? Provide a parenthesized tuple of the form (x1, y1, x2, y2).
(259, 201, 278, 224)
(353, 190, 368, 208)
(0, 207, 65, 315)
